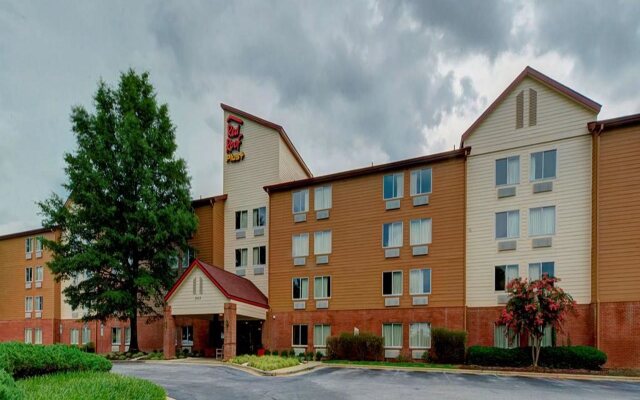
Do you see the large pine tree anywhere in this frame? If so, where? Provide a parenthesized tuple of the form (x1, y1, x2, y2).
(39, 70, 198, 352)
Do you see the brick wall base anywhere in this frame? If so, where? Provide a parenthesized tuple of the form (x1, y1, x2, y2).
(598, 301, 640, 368)
(265, 307, 465, 357)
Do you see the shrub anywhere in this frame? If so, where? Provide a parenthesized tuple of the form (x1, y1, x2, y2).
(466, 346, 607, 370)
(421, 351, 430, 363)
(431, 328, 467, 364)
(0, 369, 23, 400)
(326, 332, 384, 361)
(264, 350, 271, 356)
(230, 355, 299, 371)
(288, 349, 296, 358)
(271, 350, 279, 357)
(81, 342, 96, 354)
(0, 343, 111, 379)
(315, 351, 324, 361)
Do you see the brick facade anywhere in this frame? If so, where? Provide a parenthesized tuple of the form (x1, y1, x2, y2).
(598, 301, 640, 368)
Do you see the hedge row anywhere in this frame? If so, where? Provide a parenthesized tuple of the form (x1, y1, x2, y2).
(0, 369, 23, 400)
(467, 345, 607, 370)
(431, 328, 467, 364)
(0, 342, 111, 379)
(326, 333, 384, 361)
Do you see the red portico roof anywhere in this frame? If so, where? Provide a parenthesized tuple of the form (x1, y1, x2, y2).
(165, 259, 269, 309)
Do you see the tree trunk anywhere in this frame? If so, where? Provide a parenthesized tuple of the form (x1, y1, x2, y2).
(532, 337, 541, 368)
(129, 312, 139, 353)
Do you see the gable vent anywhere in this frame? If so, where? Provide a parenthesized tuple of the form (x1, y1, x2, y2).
(516, 90, 524, 129)
(529, 88, 537, 126)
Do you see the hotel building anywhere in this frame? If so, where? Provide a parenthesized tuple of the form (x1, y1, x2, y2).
(1, 67, 639, 367)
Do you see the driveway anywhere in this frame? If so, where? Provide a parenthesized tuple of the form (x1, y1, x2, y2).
(113, 363, 640, 400)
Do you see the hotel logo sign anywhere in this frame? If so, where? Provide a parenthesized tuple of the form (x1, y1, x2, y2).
(226, 115, 245, 163)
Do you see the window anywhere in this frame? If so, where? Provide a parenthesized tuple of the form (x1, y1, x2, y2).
(235, 248, 248, 268)
(34, 328, 42, 344)
(410, 168, 432, 196)
(125, 327, 131, 345)
(235, 210, 248, 230)
(292, 233, 309, 257)
(495, 156, 520, 186)
(410, 218, 432, 246)
(253, 207, 266, 227)
(314, 185, 332, 210)
(410, 269, 432, 295)
(182, 326, 193, 345)
(293, 189, 309, 214)
(292, 278, 309, 300)
(35, 266, 43, 282)
(112, 327, 121, 345)
(382, 271, 402, 296)
(383, 173, 403, 200)
(34, 296, 43, 312)
(82, 325, 91, 344)
(36, 236, 43, 252)
(25, 267, 33, 283)
(25, 297, 33, 312)
(314, 231, 332, 255)
(529, 262, 555, 280)
(496, 211, 519, 239)
(25, 238, 33, 254)
(314, 325, 331, 347)
(495, 265, 519, 291)
(70, 329, 79, 345)
(494, 325, 519, 349)
(292, 324, 308, 346)
(253, 246, 266, 266)
(382, 222, 403, 248)
(530, 150, 557, 180)
(529, 206, 555, 236)
(24, 328, 33, 344)
(409, 323, 431, 349)
(314, 276, 331, 299)
(383, 323, 402, 348)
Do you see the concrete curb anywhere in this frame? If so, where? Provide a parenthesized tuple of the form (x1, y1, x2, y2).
(322, 363, 640, 383)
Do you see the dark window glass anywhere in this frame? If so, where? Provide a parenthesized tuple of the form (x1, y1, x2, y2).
(543, 150, 556, 179)
(326, 277, 331, 298)
(495, 266, 506, 291)
(495, 212, 508, 239)
(496, 159, 508, 186)
(383, 272, 392, 295)
(383, 175, 394, 199)
(253, 207, 266, 227)
(293, 325, 308, 346)
(293, 279, 301, 299)
(542, 262, 555, 278)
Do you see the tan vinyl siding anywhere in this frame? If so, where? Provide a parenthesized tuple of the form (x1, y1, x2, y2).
(596, 125, 640, 302)
(269, 157, 466, 312)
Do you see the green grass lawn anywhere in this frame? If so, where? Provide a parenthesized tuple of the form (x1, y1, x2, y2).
(230, 355, 300, 371)
(16, 371, 165, 400)
(323, 360, 456, 369)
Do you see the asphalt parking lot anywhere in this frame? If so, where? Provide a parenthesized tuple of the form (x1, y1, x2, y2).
(113, 363, 640, 400)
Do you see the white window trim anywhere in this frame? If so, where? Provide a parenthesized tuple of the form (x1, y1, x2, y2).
(25, 267, 33, 283)
(409, 322, 432, 349)
(292, 277, 309, 300)
(313, 276, 331, 300)
(528, 206, 556, 237)
(112, 327, 122, 345)
(235, 210, 248, 230)
(314, 185, 332, 211)
(292, 189, 310, 214)
(494, 264, 519, 292)
(292, 324, 308, 347)
(528, 261, 555, 280)
(410, 218, 432, 246)
(292, 233, 310, 257)
(529, 149, 558, 182)
(313, 324, 331, 347)
(382, 323, 403, 349)
(382, 270, 403, 297)
(235, 248, 248, 268)
(35, 266, 43, 282)
(25, 296, 33, 312)
(382, 221, 403, 249)
(409, 268, 432, 295)
(313, 230, 332, 255)
(382, 173, 404, 200)
(410, 168, 433, 196)
(495, 210, 520, 240)
(252, 246, 267, 266)
(495, 156, 520, 187)
(252, 207, 267, 228)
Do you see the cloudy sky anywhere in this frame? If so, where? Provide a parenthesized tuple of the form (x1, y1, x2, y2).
(1, 1, 639, 235)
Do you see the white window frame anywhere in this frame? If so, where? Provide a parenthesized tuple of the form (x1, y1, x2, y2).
(382, 323, 403, 348)
(24, 328, 33, 344)
(25, 296, 33, 312)
(35, 236, 43, 252)
(495, 210, 520, 239)
(292, 233, 309, 257)
(252, 246, 266, 266)
(292, 277, 309, 300)
(112, 327, 122, 345)
(292, 324, 308, 347)
(314, 324, 331, 347)
(409, 322, 431, 349)
(410, 168, 432, 196)
(70, 328, 80, 345)
(314, 185, 332, 211)
(34, 328, 42, 344)
(314, 276, 331, 299)
(35, 266, 43, 282)
(382, 222, 403, 248)
(25, 237, 33, 254)
(495, 156, 520, 186)
(495, 264, 519, 292)
(494, 324, 520, 349)
(383, 173, 404, 200)
(252, 207, 267, 227)
(530, 149, 557, 181)
(235, 248, 248, 268)
(313, 230, 332, 255)
(235, 210, 248, 230)
(181, 325, 193, 346)
(25, 267, 33, 283)
(382, 271, 403, 296)
(528, 206, 556, 237)
(409, 268, 432, 295)
(410, 218, 432, 246)
(82, 325, 91, 344)
(292, 189, 309, 214)
(34, 296, 43, 312)
(529, 261, 555, 280)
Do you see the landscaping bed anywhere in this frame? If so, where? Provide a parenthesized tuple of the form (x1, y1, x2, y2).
(324, 360, 456, 369)
(105, 350, 164, 361)
(230, 355, 300, 371)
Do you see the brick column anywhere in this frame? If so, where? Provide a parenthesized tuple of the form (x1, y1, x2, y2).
(223, 303, 237, 360)
(163, 306, 176, 359)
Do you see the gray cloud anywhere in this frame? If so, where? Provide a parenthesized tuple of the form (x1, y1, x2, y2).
(0, 0, 638, 234)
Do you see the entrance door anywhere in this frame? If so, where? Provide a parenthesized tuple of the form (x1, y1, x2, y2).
(236, 320, 263, 355)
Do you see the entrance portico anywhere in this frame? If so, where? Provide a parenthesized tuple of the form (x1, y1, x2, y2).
(164, 260, 268, 360)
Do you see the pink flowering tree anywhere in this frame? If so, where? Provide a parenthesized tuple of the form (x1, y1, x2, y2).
(497, 276, 576, 367)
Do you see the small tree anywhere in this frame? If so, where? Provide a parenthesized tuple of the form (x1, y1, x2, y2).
(496, 276, 576, 367)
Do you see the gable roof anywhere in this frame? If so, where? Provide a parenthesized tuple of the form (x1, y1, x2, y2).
(460, 66, 602, 147)
(588, 112, 640, 134)
(165, 259, 269, 309)
(264, 147, 469, 193)
(220, 103, 313, 178)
